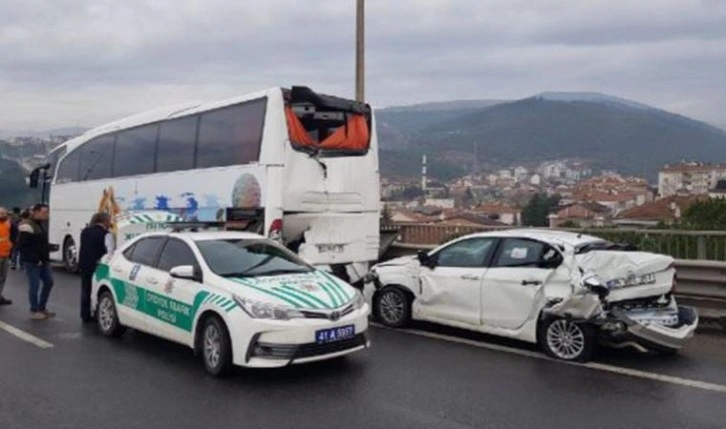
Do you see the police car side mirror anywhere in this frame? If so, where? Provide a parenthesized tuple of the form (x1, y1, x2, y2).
(170, 265, 196, 281)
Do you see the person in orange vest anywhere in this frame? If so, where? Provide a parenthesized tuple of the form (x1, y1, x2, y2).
(0, 207, 15, 305)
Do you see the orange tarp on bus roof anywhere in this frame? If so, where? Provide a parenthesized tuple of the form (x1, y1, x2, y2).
(285, 106, 369, 151)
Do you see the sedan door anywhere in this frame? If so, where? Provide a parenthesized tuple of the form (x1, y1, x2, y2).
(417, 237, 497, 326)
(112, 236, 167, 332)
(480, 238, 562, 330)
(144, 238, 203, 345)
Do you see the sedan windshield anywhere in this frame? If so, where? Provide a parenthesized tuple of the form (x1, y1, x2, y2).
(197, 239, 313, 278)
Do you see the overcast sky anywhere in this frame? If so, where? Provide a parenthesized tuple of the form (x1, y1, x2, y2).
(1, 0, 726, 134)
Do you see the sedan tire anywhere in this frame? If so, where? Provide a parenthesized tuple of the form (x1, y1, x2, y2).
(374, 286, 412, 328)
(201, 316, 233, 377)
(97, 290, 126, 338)
(539, 317, 596, 362)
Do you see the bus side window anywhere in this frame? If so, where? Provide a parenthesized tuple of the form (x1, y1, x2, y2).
(157, 116, 197, 173)
(79, 135, 114, 181)
(114, 124, 158, 178)
(195, 98, 266, 169)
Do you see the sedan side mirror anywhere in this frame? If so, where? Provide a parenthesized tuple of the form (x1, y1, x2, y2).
(417, 250, 435, 268)
(170, 265, 199, 282)
(537, 254, 563, 269)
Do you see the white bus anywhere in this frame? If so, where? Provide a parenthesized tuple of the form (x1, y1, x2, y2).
(34, 86, 380, 283)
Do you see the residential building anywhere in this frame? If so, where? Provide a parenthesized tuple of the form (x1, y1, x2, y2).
(513, 166, 528, 181)
(658, 162, 726, 197)
(709, 180, 726, 199)
(473, 202, 522, 226)
(424, 198, 455, 209)
(548, 202, 612, 228)
(614, 195, 706, 228)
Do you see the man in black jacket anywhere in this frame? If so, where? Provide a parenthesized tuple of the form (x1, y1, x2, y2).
(18, 204, 54, 320)
(79, 213, 111, 323)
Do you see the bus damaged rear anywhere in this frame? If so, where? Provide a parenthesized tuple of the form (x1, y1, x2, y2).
(271, 86, 380, 285)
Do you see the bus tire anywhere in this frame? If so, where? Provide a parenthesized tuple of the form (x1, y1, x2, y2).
(63, 236, 79, 273)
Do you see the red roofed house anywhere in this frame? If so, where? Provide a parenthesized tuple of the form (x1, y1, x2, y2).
(614, 195, 706, 228)
(548, 202, 612, 228)
(473, 203, 522, 226)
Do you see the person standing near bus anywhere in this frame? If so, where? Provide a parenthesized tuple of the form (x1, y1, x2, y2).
(0, 207, 14, 306)
(18, 204, 54, 320)
(9, 207, 21, 270)
(79, 213, 111, 323)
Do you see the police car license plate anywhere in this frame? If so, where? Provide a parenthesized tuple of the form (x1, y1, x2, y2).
(316, 325, 355, 344)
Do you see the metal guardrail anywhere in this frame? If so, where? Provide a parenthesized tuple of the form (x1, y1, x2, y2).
(383, 223, 726, 261)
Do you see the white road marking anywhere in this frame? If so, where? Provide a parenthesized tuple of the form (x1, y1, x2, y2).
(372, 323, 726, 395)
(0, 319, 54, 349)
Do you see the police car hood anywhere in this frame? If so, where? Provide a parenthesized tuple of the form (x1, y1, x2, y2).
(219, 270, 356, 310)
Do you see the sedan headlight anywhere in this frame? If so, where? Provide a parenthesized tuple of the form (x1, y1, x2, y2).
(233, 295, 304, 320)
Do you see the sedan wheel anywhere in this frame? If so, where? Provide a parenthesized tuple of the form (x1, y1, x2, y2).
(374, 287, 411, 328)
(97, 291, 125, 338)
(201, 316, 232, 377)
(540, 318, 595, 362)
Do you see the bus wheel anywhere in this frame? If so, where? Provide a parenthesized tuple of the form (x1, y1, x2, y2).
(63, 236, 79, 273)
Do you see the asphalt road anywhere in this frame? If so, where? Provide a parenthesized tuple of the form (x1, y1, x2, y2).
(1, 268, 726, 429)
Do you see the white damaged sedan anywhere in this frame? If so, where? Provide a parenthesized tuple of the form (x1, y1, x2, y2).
(366, 229, 698, 362)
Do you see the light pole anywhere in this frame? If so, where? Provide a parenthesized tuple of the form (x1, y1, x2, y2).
(356, 0, 365, 102)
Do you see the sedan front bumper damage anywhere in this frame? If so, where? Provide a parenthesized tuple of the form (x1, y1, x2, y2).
(610, 306, 699, 351)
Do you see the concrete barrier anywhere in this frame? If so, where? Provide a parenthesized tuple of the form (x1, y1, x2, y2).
(382, 243, 726, 331)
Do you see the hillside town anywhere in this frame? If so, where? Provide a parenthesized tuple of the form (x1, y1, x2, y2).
(2, 132, 725, 232)
(382, 156, 726, 229)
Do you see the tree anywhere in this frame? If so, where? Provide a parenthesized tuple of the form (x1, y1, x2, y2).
(0, 158, 35, 207)
(680, 199, 726, 230)
(559, 220, 581, 229)
(522, 193, 560, 227)
(401, 186, 424, 200)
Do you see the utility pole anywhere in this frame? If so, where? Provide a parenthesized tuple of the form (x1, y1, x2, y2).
(355, 0, 365, 102)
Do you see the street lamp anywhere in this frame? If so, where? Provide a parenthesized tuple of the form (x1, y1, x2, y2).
(356, 0, 365, 102)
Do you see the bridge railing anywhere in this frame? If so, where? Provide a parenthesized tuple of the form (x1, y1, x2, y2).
(383, 223, 726, 261)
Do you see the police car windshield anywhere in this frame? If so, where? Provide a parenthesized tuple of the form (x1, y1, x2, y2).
(197, 239, 314, 278)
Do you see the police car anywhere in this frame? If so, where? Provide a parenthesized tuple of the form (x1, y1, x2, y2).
(92, 228, 370, 376)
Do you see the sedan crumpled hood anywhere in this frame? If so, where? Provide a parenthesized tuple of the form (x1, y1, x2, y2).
(574, 250, 675, 302)
(576, 250, 673, 280)
(374, 255, 418, 268)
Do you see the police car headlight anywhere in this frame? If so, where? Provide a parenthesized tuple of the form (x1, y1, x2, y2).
(233, 295, 304, 320)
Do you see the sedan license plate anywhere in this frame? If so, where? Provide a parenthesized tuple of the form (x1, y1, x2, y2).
(316, 325, 355, 344)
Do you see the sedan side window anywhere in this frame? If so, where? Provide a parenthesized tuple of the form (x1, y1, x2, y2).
(127, 237, 166, 267)
(494, 238, 546, 268)
(435, 238, 496, 268)
(157, 239, 198, 272)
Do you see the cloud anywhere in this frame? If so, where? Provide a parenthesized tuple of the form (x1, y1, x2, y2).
(1, 0, 725, 132)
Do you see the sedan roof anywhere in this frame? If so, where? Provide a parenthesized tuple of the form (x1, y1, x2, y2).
(468, 228, 605, 248)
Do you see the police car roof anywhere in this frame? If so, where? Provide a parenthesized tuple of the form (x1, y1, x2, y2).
(142, 230, 266, 241)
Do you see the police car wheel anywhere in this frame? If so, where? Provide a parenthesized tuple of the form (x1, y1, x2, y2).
(374, 286, 411, 328)
(97, 290, 125, 338)
(201, 316, 233, 377)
